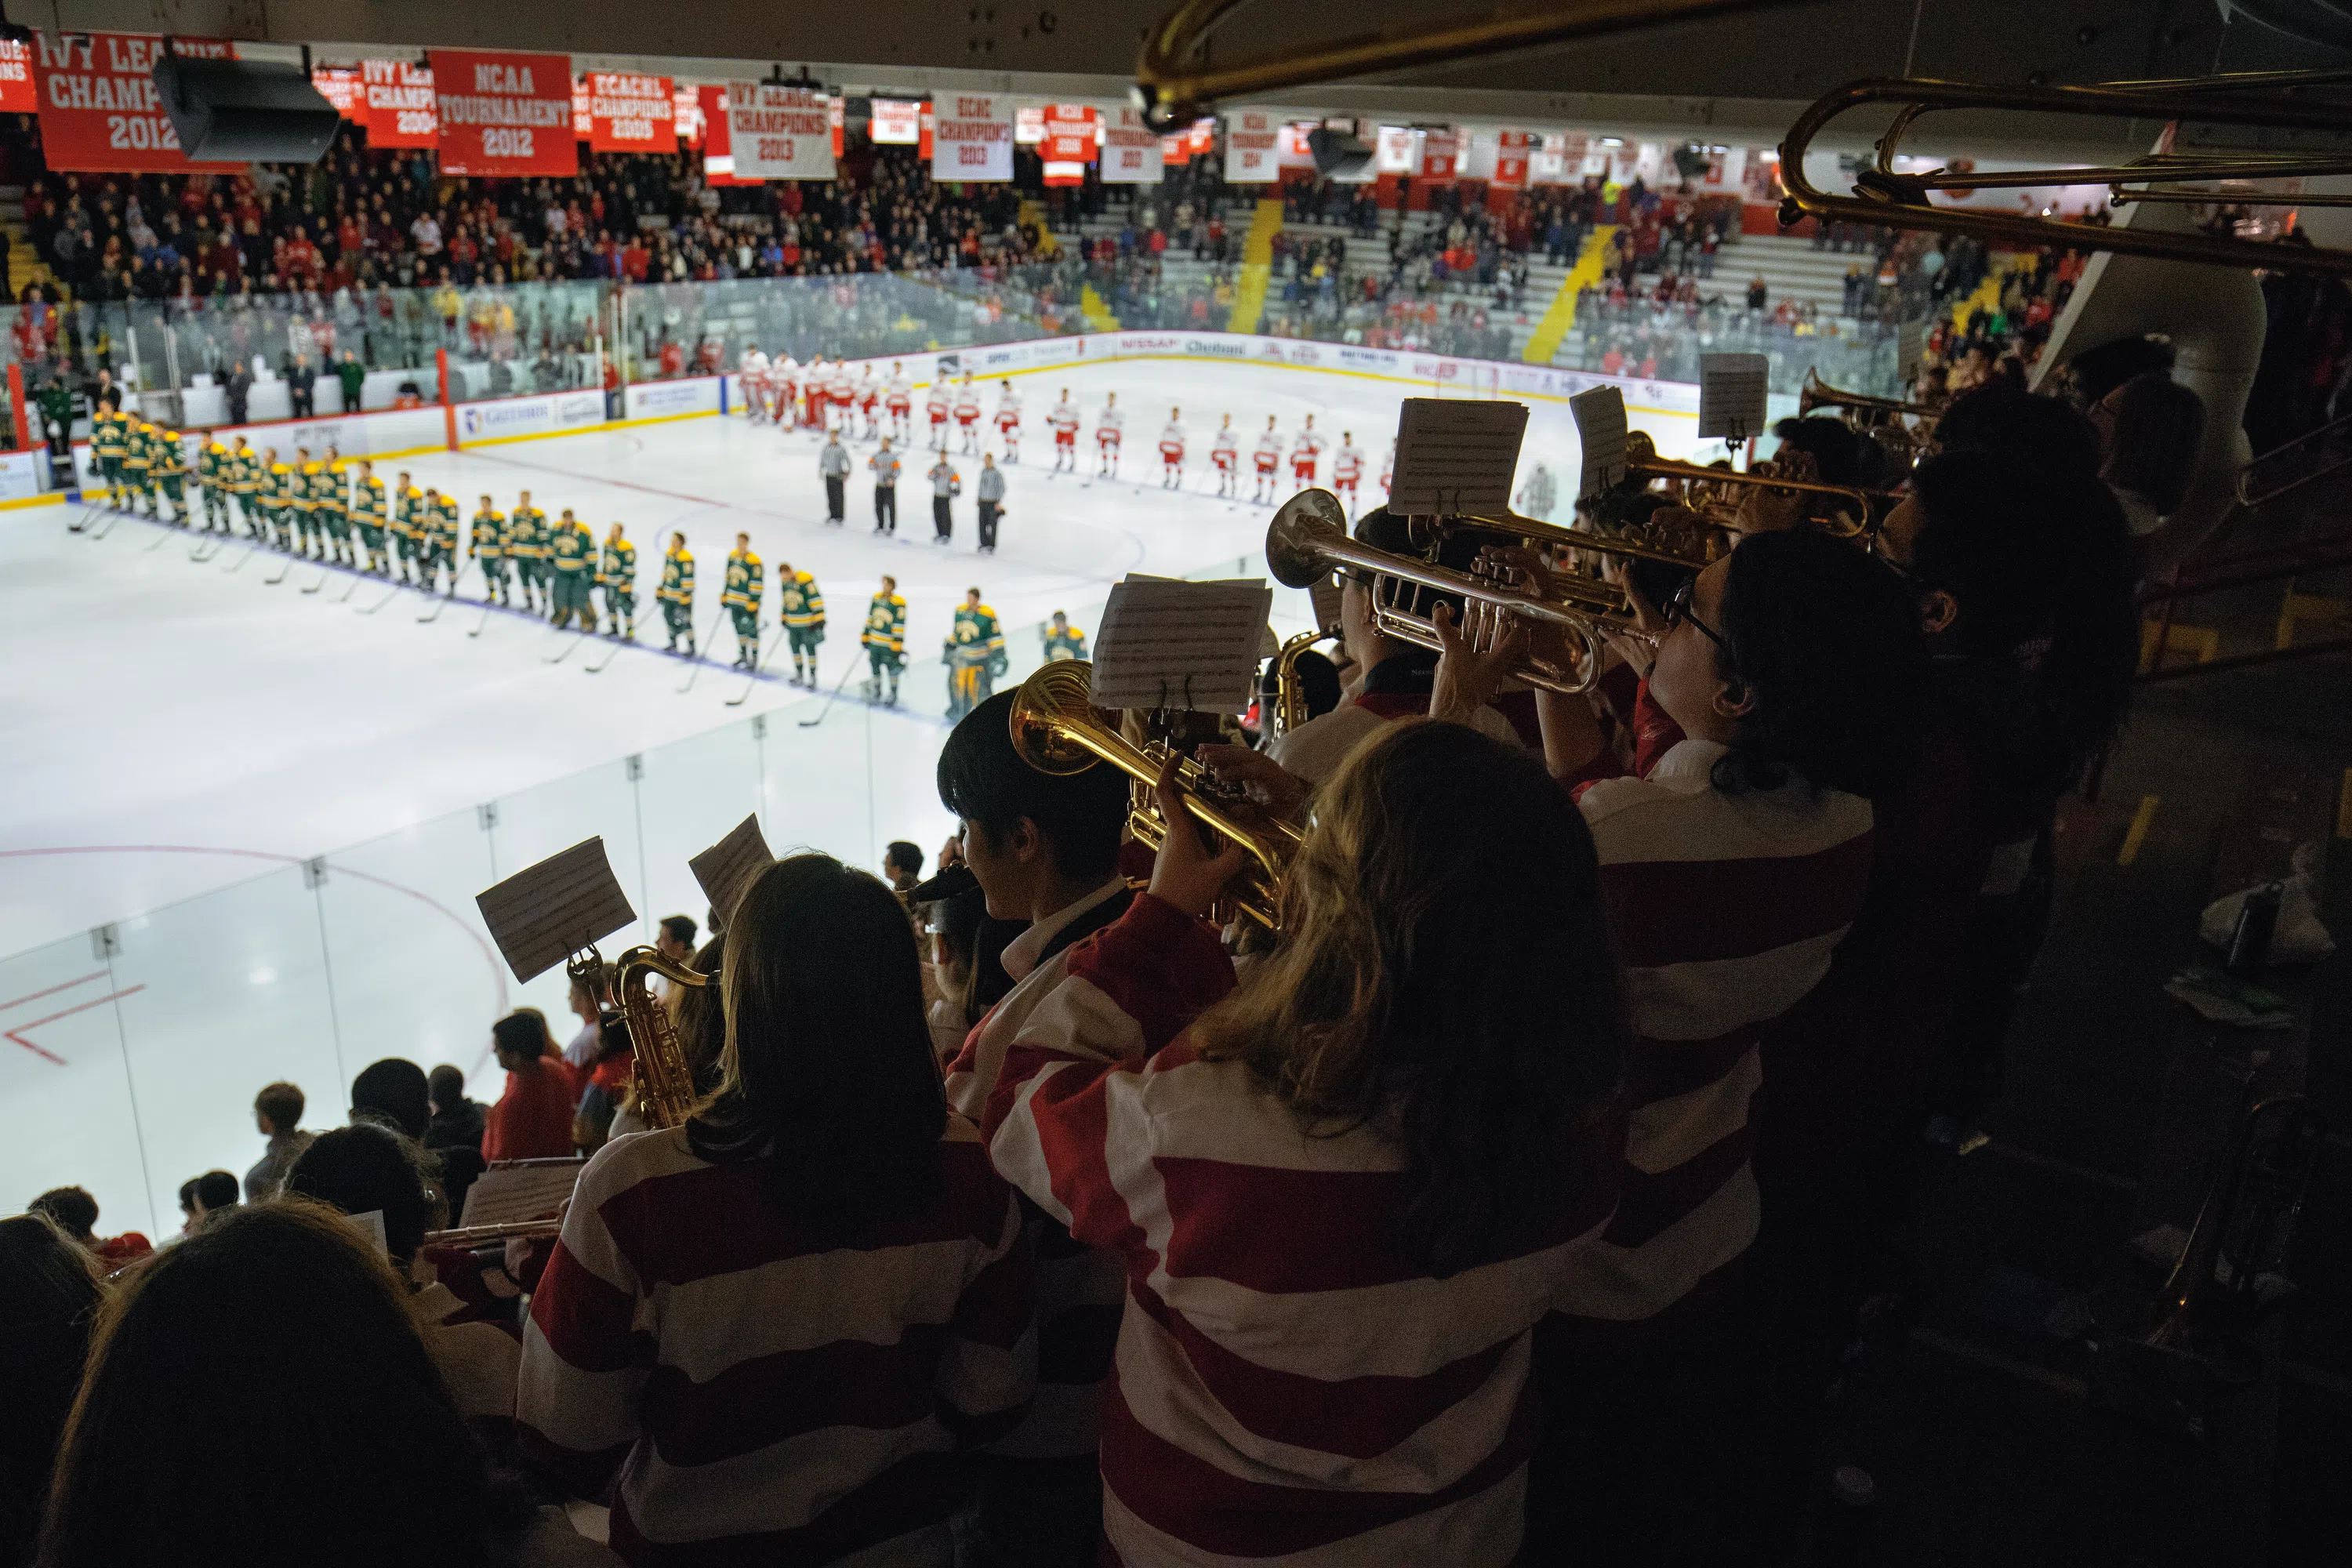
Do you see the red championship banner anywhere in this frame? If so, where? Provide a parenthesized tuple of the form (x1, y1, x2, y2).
(698, 85, 750, 184)
(430, 49, 576, 177)
(572, 78, 590, 140)
(1420, 127, 1462, 180)
(674, 84, 703, 148)
(1, 39, 42, 114)
(31, 32, 241, 173)
(587, 73, 673, 151)
(312, 67, 361, 122)
(830, 96, 844, 157)
(362, 60, 436, 148)
(1040, 103, 1096, 187)
(1494, 130, 1533, 191)
(919, 103, 934, 160)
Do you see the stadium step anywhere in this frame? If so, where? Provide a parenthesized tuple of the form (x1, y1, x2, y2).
(1225, 198, 1285, 336)
(1524, 224, 1617, 365)
(1079, 281, 1121, 331)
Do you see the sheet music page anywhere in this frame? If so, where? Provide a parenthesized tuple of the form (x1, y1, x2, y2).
(1389, 398, 1529, 514)
(1697, 354, 1770, 442)
(458, 1158, 587, 1227)
(1092, 577, 1274, 713)
(474, 838, 637, 983)
(1571, 387, 1628, 499)
(689, 814, 775, 927)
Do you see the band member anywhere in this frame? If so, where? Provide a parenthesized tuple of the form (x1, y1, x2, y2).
(351, 461, 389, 575)
(870, 437, 902, 535)
(1049, 387, 1080, 472)
(862, 574, 908, 705)
(509, 490, 550, 612)
(955, 373, 984, 455)
(197, 434, 231, 533)
(924, 456, 959, 545)
(1252, 415, 1282, 503)
(858, 366, 883, 441)
(1210, 415, 1239, 497)
(886, 361, 914, 440)
(775, 561, 825, 686)
(926, 376, 953, 451)
(1042, 609, 1087, 661)
(228, 434, 263, 536)
(994, 380, 1022, 464)
(1331, 431, 1364, 514)
(469, 494, 509, 604)
(976, 453, 1005, 554)
(820, 430, 851, 525)
(945, 588, 1006, 721)
(547, 508, 595, 627)
(1094, 392, 1123, 478)
(1290, 413, 1323, 490)
(658, 532, 695, 654)
(599, 522, 638, 639)
(1159, 407, 1186, 488)
(722, 532, 764, 669)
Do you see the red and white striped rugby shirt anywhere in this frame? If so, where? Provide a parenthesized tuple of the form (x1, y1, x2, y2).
(517, 1121, 1033, 1566)
(982, 895, 1621, 1566)
(1557, 735, 1875, 1329)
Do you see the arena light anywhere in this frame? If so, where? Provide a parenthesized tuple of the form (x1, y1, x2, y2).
(1307, 125, 1373, 178)
(154, 41, 340, 163)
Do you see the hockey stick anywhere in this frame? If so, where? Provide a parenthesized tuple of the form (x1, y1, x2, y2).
(416, 588, 454, 624)
(466, 599, 495, 637)
(674, 606, 730, 694)
(335, 574, 362, 604)
(543, 625, 587, 663)
(583, 627, 631, 674)
(299, 568, 331, 593)
(795, 658, 862, 727)
(140, 518, 175, 553)
(262, 554, 294, 586)
(724, 626, 782, 706)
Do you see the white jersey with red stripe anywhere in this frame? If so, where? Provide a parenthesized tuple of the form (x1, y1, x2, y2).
(828, 365, 856, 404)
(1211, 428, 1239, 470)
(996, 399, 1022, 436)
(858, 375, 880, 411)
(1049, 401, 1081, 443)
(1380, 445, 1396, 492)
(954, 387, 982, 425)
(1253, 431, 1282, 472)
(1290, 434, 1319, 475)
(1159, 423, 1185, 459)
(1095, 408, 1123, 448)
(1332, 444, 1365, 485)
(886, 374, 912, 412)
(738, 349, 768, 382)
(927, 386, 952, 423)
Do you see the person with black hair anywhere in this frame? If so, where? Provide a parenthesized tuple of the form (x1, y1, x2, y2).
(286, 1123, 518, 1429)
(28, 1187, 147, 1272)
(1729, 414, 1873, 534)
(1266, 508, 1521, 786)
(425, 1065, 487, 1155)
(0, 1212, 103, 1568)
(350, 1058, 432, 1141)
(517, 855, 1032, 1568)
(245, 1080, 311, 1202)
(2089, 371, 2207, 568)
(654, 914, 697, 964)
(1436, 528, 1928, 1560)
(933, 688, 1135, 1564)
(883, 840, 924, 897)
(35, 1201, 617, 1568)
(191, 1171, 238, 1220)
(482, 1014, 579, 1163)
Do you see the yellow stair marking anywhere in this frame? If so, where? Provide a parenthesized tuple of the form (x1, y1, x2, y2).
(1079, 282, 1120, 332)
(2118, 793, 2159, 866)
(2276, 590, 2349, 650)
(1523, 224, 1619, 365)
(1224, 198, 1286, 336)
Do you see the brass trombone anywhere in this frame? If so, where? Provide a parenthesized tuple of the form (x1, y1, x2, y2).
(1777, 73, 2352, 276)
(1009, 659, 1304, 929)
(1266, 489, 1654, 696)
(1133, 0, 1792, 130)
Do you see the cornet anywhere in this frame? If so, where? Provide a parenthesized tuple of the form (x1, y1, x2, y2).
(1266, 489, 1654, 696)
(1009, 659, 1303, 930)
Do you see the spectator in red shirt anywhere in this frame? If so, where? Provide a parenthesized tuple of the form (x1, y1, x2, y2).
(27, 1186, 150, 1272)
(481, 1012, 579, 1163)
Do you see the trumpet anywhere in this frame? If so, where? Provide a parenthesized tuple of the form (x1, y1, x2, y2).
(1621, 430, 1880, 538)
(1267, 490, 1653, 696)
(1797, 368, 1939, 430)
(1010, 660, 1304, 929)
(1268, 626, 1341, 738)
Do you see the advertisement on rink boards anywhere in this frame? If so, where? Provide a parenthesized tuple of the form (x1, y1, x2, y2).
(0, 449, 44, 502)
(30, 31, 244, 173)
(456, 389, 607, 447)
(931, 93, 1014, 183)
(1224, 108, 1279, 183)
(362, 60, 436, 147)
(1102, 108, 1162, 185)
(586, 72, 673, 151)
(430, 49, 577, 177)
(727, 83, 834, 181)
(626, 376, 722, 423)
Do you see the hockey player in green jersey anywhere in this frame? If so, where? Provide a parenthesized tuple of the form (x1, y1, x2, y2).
(227, 437, 263, 537)
(390, 474, 423, 583)
(508, 491, 550, 613)
(1042, 610, 1089, 662)
(351, 461, 390, 574)
(860, 574, 907, 706)
(262, 448, 296, 550)
(657, 533, 695, 654)
(548, 510, 597, 630)
(90, 397, 128, 511)
(470, 495, 510, 604)
(197, 435, 231, 533)
(944, 588, 1006, 721)
(597, 524, 638, 639)
(431, 491, 464, 595)
(151, 429, 189, 527)
(289, 448, 321, 557)
(416, 487, 447, 590)
(720, 534, 764, 668)
(317, 447, 352, 566)
(774, 561, 824, 686)
(122, 420, 157, 517)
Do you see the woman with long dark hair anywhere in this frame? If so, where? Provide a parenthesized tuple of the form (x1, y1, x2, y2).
(0, 1214, 101, 1568)
(977, 720, 1627, 1563)
(517, 855, 1032, 1567)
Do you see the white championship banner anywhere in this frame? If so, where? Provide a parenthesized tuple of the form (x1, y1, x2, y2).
(1224, 107, 1279, 183)
(1102, 107, 1162, 185)
(727, 83, 835, 181)
(932, 93, 1013, 182)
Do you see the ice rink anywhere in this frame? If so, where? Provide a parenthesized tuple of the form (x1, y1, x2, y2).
(0, 354, 1699, 1232)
